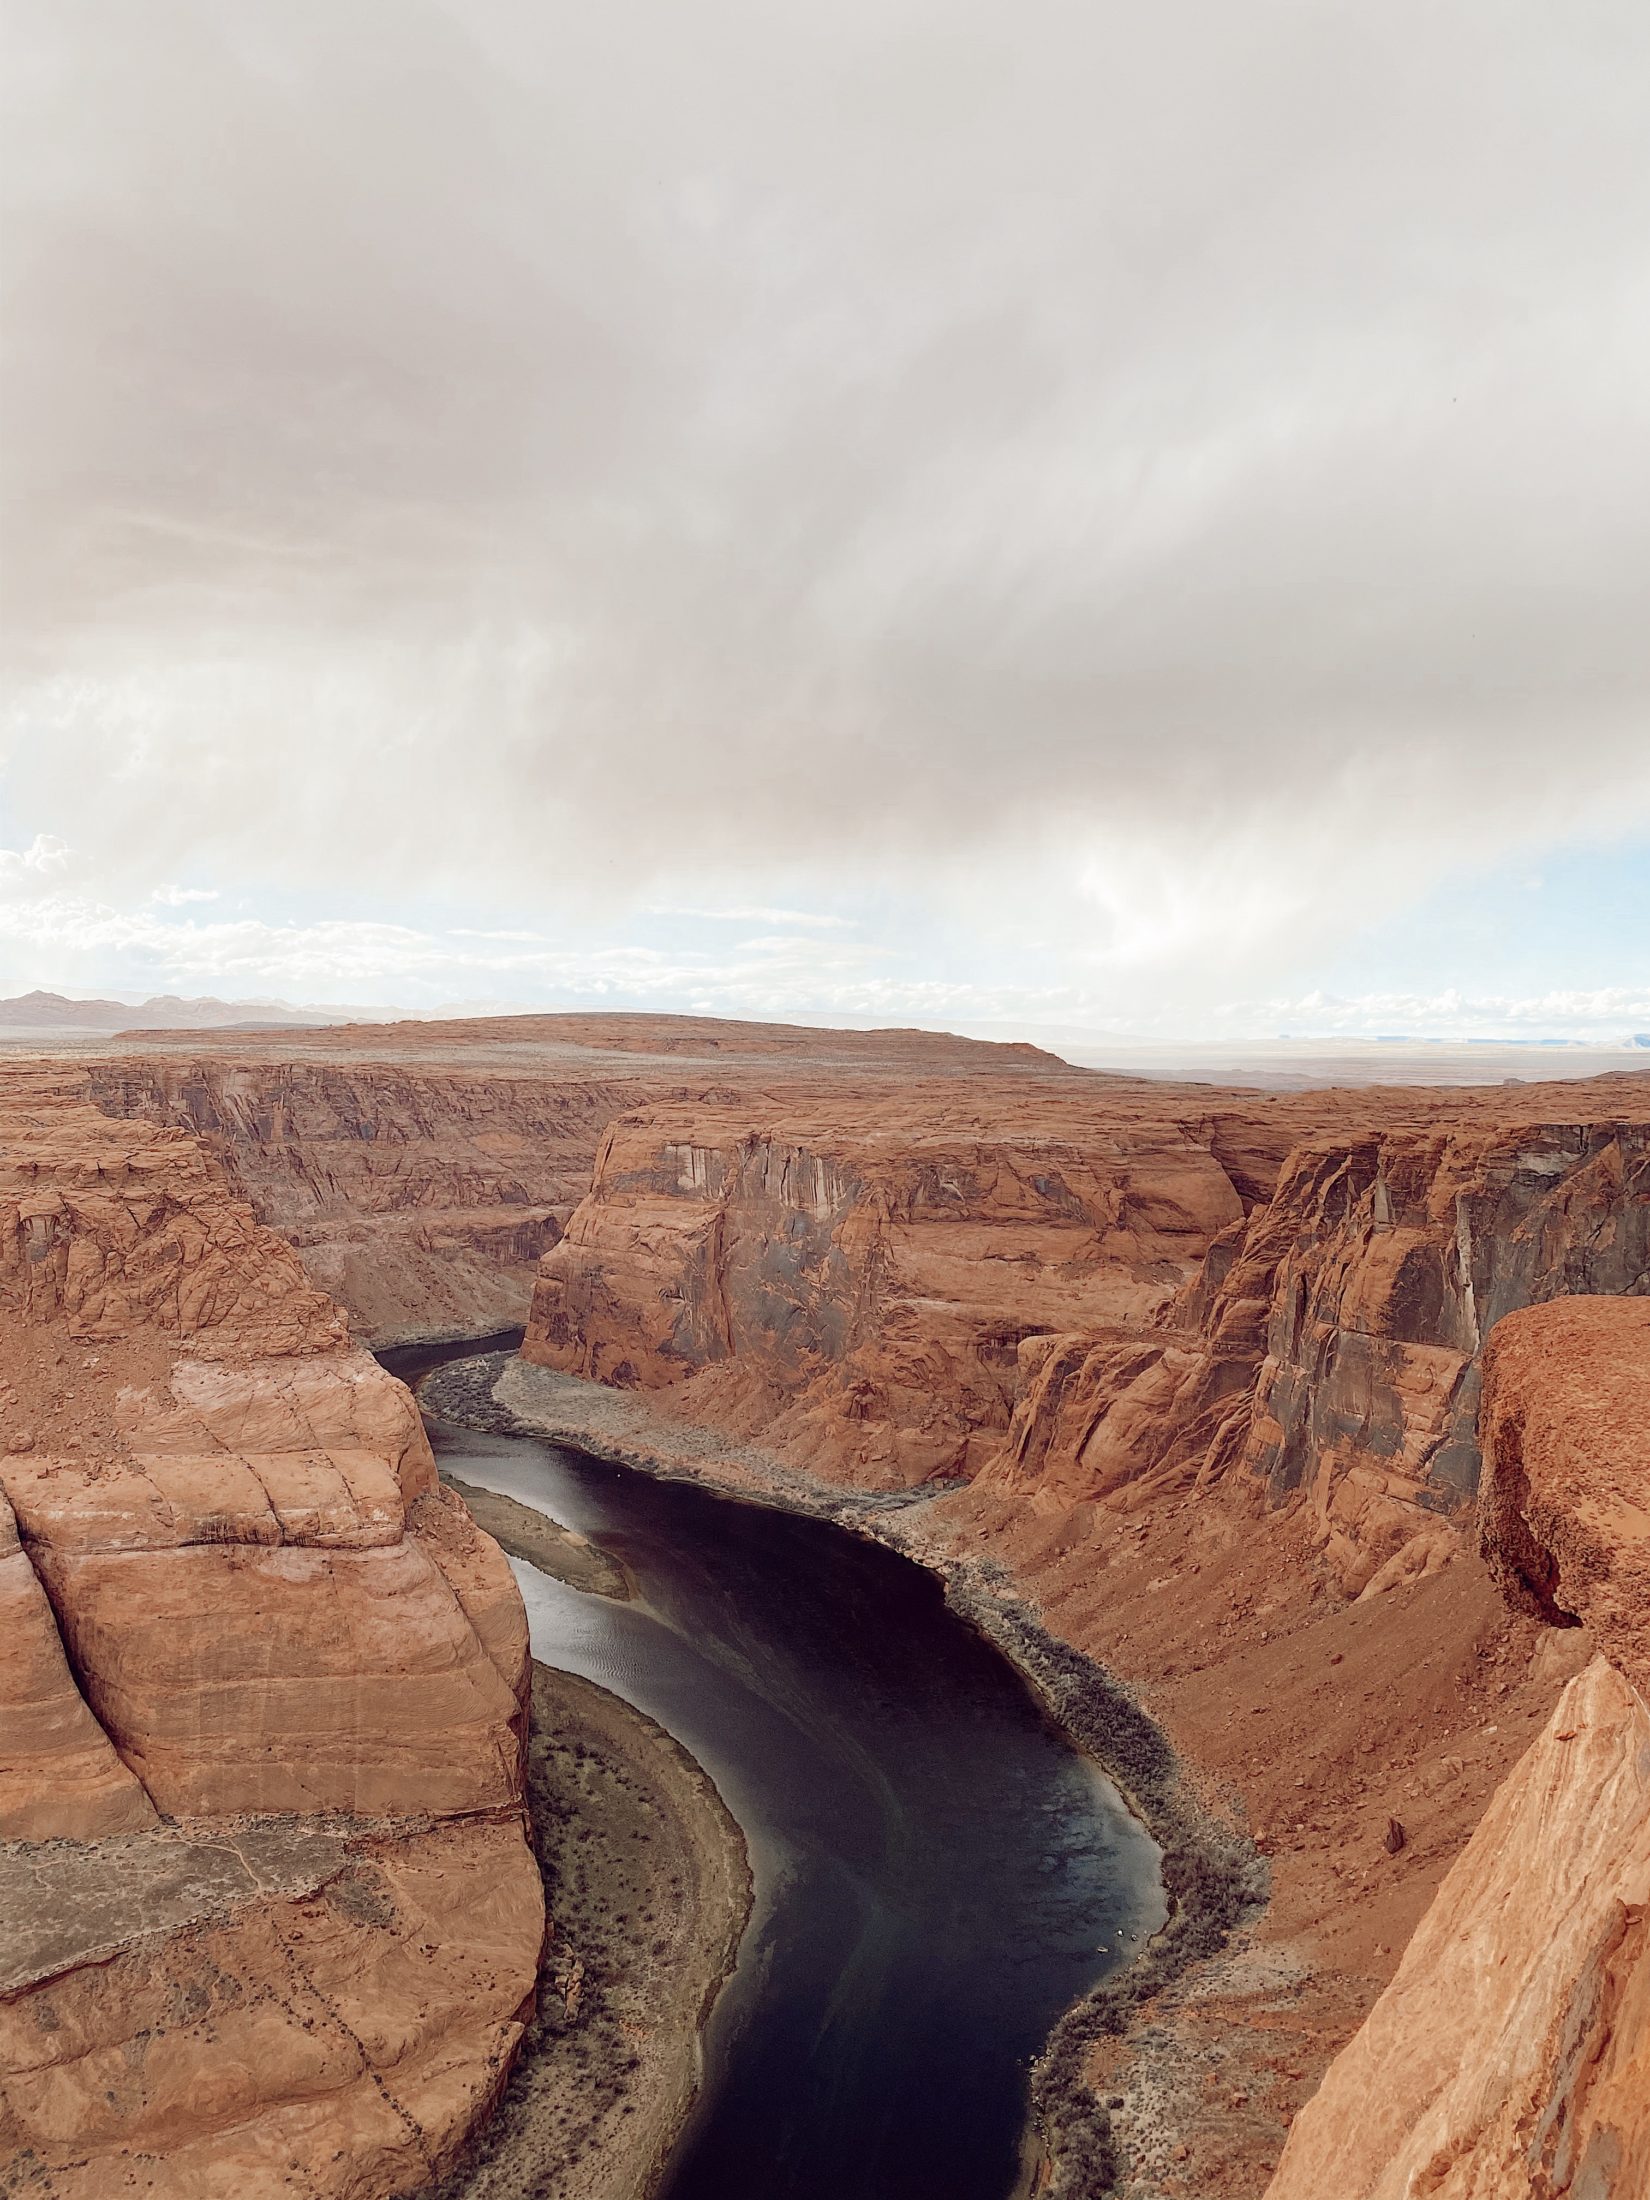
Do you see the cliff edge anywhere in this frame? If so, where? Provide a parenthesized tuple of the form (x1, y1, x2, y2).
(1265, 1298, 1650, 2199)
(0, 1071, 542, 2199)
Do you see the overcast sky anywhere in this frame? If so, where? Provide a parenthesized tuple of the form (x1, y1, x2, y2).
(3, 0, 1648, 1040)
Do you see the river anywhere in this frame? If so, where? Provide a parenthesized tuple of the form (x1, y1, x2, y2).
(384, 1340, 1164, 2200)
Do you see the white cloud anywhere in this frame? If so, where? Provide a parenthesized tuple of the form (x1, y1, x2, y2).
(1239, 986, 1650, 1044)
(642, 906, 857, 930)
(2, 4, 1648, 1027)
(150, 883, 220, 906)
(0, 835, 75, 889)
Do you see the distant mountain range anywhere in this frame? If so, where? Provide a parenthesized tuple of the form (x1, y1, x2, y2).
(0, 989, 342, 1031)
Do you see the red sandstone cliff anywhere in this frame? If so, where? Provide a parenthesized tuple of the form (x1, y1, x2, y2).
(521, 1083, 1372, 1485)
(81, 1017, 1069, 1347)
(81, 1056, 638, 1345)
(988, 1110, 1650, 1590)
(1265, 1298, 1650, 2199)
(523, 1082, 1647, 1543)
(0, 1072, 540, 2198)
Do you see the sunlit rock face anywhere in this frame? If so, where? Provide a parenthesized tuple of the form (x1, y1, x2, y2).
(0, 1072, 540, 2200)
(1265, 1298, 1650, 2200)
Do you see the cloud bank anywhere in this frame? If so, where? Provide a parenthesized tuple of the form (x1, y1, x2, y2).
(3, 1, 1648, 1027)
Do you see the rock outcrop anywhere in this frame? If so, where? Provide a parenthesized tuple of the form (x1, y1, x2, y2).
(1, 1818, 542, 2200)
(524, 1086, 1649, 1546)
(522, 1085, 1355, 1485)
(81, 1019, 1113, 1349)
(1265, 1298, 1650, 2200)
(989, 1111, 1650, 1592)
(0, 1071, 540, 2199)
(512, 1053, 1650, 2194)
(0, 1486, 155, 1840)
(83, 1057, 633, 1346)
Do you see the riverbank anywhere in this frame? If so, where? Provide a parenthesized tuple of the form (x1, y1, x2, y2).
(421, 1660, 750, 2200)
(421, 1350, 1261, 2199)
(443, 1468, 631, 1600)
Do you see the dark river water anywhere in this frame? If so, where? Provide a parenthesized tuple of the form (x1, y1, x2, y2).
(384, 1341, 1163, 2200)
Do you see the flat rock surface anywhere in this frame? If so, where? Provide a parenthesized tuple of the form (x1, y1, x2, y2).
(0, 1819, 355, 1992)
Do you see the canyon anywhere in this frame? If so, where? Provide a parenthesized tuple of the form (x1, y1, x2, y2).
(1, 1012, 1646, 2198)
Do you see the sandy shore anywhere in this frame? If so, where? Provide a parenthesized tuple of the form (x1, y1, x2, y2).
(443, 1468, 632, 1600)
(422, 1660, 750, 2200)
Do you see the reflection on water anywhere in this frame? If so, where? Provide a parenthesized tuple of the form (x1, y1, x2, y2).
(387, 1345, 1163, 2200)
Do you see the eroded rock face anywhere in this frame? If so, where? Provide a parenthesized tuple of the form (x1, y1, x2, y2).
(0, 1818, 542, 2200)
(84, 1058, 634, 1345)
(525, 1082, 1649, 1567)
(27, 1025, 1650, 2197)
(985, 1112, 1650, 1592)
(511, 1058, 1650, 2194)
(0, 1072, 539, 2198)
(523, 1091, 1307, 1485)
(0, 1489, 155, 1839)
(1266, 1299, 1650, 2200)
(1479, 1297, 1650, 1696)
(82, 1021, 1086, 1350)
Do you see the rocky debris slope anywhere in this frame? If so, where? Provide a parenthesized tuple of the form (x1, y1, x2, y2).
(1265, 1298, 1650, 2200)
(0, 1070, 541, 2200)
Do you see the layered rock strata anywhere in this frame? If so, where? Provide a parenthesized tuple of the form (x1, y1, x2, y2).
(0, 1072, 541, 2199)
(989, 1112, 1650, 1591)
(521, 1085, 1367, 1486)
(82, 1019, 1076, 1347)
(83, 1057, 639, 1346)
(525, 1085, 1648, 1564)
(1265, 1298, 1650, 2199)
(16, 1019, 1647, 2194)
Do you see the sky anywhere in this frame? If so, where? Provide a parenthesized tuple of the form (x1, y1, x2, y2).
(2, 0, 1648, 1043)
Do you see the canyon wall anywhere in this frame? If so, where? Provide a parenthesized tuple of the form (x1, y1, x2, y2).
(84, 1056, 648, 1345)
(1266, 1298, 1650, 2200)
(0, 1071, 542, 2199)
(521, 1084, 1364, 1486)
(26, 1023, 1648, 2195)
(524, 1084, 1649, 1560)
(989, 1111, 1650, 1591)
(82, 1019, 1071, 1348)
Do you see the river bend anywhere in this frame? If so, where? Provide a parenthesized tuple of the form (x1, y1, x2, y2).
(386, 1342, 1163, 2200)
